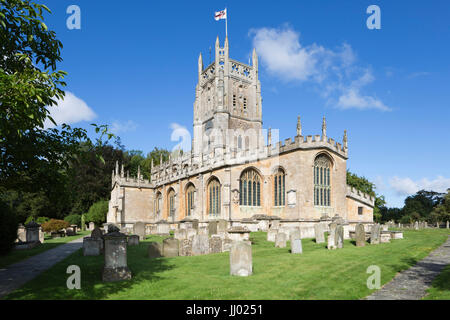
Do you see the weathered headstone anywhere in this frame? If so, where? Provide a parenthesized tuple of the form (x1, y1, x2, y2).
(275, 232, 287, 248)
(314, 224, 325, 243)
(186, 228, 197, 239)
(209, 235, 223, 254)
(222, 238, 233, 252)
(17, 224, 26, 242)
(267, 229, 277, 242)
(447, 221, 449, 229)
(91, 227, 102, 239)
(179, 239, 193, 256)
(83, 237, 102, 256)
(192, 234, 210, 255)
(198, 227, 208, 235)
(336, 225, 344, 249)
(127, 235, 139, 246)
(355, 223, 366, 247)
(289, 229, 301, 244)
(436, 221, 440, 228)
(25, 221, 40, 243)
(148, 242, 162, 258)
(134, 221, 146, 241)
(414, 221, 419, 230)
(102, 232, 132, 282)
(174, 228, 187, 240)
(291, 238, 303, 254)
(217, 219, 228, 233)
(39, 227, 44, 243)
(192, 219, 199, 230)
(162, 238, 179, 257)
(89, 222, 95, 230)
(370, 224, 381, 244)
(380, 232, 391, 243)
(230, 241, 252, 276)
(327, 223, 337, 250)
(208, 221, 218, 236)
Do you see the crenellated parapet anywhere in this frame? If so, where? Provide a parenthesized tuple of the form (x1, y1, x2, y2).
(111, 161, 153, 189)
(346, 186, 375, 207)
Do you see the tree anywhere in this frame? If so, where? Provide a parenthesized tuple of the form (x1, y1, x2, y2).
(432, 189, 450, 222)
(402, 190, 444, 221)
(85, 200, 108, 227)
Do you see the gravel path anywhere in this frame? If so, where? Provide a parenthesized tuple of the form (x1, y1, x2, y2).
(365, 236, 450, 300)
(0, 237, 84, 299)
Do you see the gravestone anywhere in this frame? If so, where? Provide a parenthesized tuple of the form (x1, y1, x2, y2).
(162, 238, 179, 257)
(208, 221, 218, 236)
(39, 227, 44, 244)
(270, 220, 280, 229)
(267, 229, 277, 242)
(437, 221, 440, 228)
(102, 232, 132, 282)
(414, 221, 419, 230)
(186, 228, 197, 239)
(198, 227, 208, 235)
(66, 226, 76, 236)
(148, 242, 162, 258)
(289, 229, 301, 244)
(380, 232, 391, 243)
(327, 223, 337, 250)
(222, 238, 233, 252)
(355, 223, 366, 247)
(209, 235, 223, 253)
(217, 219, 228, 233)
(179, 239, 193, 256)
(192, 234, 210, 255)
(89, 222, 95, 230)
(83, 237, 102, 256)
(17, 224, 26, 242)
(336, 225, 344, 249)
(275, 232, 287, 248)
(447, 221, 449, 229)
(390, 231, 403, 239)
(25, 221, 40, 243)
(314, 224, 325, 243)
(91, 227, 102, 239)
(174, 229, 187, 240)
(230, 241, 252, 276)
(156, 221, 170, 235)
(370, 224, 381, 244)
(127, 235, 139, 246)
(134, 222, 146, 241)
(291, 239, 303, 254)
(192, 219, 199, 230)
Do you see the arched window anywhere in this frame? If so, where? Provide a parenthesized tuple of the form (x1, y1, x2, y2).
(208, 178, 221, 216)
(314, 154, 331, 206)
(155, 192, 162, 216)
(239, 169, 261, 206)
(274, 169, 285, 206)
(168, 189, 175, 217)
(185, 184, 195, 216)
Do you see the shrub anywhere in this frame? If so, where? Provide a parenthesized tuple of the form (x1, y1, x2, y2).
(41, 219, 70, 233)
(25, 216, 49, 225)
(85, 200, 108, 227)
(0, 200, 19, 255)
(64, 214, 81, 227)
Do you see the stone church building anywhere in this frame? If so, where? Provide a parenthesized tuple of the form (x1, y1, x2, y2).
(107, 36, 374, 231)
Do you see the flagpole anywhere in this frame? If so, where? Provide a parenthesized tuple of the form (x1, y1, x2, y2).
(225, 8, 228, 38)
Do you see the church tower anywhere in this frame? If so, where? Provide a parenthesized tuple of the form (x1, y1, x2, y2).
(193, 36, 263, 158)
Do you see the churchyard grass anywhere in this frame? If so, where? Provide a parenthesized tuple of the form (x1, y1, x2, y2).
(0, 231, 90, 269)
(3, 229, 449, 300)
(423, 264, 450, 300)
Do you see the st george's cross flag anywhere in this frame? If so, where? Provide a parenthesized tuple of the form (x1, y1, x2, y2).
(214, 9, 227, 21)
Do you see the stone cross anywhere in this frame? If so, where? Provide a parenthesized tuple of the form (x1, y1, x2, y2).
(230, 241, 252, 276)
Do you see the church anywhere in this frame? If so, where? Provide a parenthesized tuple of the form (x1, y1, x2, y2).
(107, 36, 374, 230)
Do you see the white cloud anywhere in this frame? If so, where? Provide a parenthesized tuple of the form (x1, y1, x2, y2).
(110, 120, 138, 134)
(170, 123, 191, 152)
(250, 25, 390, 111)
(44, 91, 96, 128)
(407, 71, 430, 79)
(389, 176, 450, 196)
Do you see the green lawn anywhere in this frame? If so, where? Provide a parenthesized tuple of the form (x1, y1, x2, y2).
(0, 231, 90, 269)
(424, 264, 450, 300)
(3, 229, 449, 300)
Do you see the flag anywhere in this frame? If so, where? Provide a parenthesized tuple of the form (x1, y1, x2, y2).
(214, 9, 227, 21)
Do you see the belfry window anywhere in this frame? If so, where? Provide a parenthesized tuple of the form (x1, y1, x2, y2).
(239, 169, 261, 206)
(274, 169, 285, 206)
(314, 155, 331, 206)
(186, 184, 195, 216)
(208, 178, 221, 216)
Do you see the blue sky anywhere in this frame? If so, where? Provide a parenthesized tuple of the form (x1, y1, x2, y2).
(41, 0, 450, 208)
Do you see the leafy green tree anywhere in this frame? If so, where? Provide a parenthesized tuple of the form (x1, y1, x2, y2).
(402, 190, 444, 221)
(85, 200, 108, 226)
(64, 214, 81, 227)
(432, 188, 450, 222)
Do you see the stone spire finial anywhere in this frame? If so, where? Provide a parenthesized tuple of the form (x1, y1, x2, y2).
(160, 153, 163, 166)
(198, 52, 203, 76)
(121, 164, 124, 178)
(343, 130, 348, 149)
(296, 116, 302, 136)
(151, 158, 154, 171)
(215, 35, 220, 48)
(115, 160, 119, 175)
(137, 165, 141, 180)
(322, 116, 327, 138)
(268, 127, 272, 146)
(252, 48, 258, 70)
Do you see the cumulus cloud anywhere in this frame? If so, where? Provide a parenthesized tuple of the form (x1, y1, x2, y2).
(110, 120, 138, 134)
(249, 25, 390, 111)
(44, 91, 96, 128)
(170, 123, 191, 152)
(389, 176, 450, 196)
